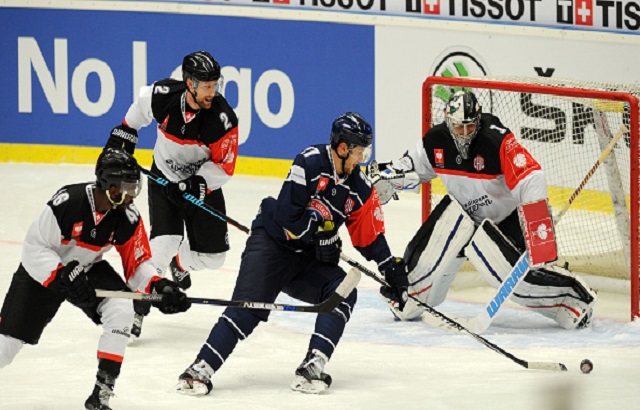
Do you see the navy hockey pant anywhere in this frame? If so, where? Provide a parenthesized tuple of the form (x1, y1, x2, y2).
(198, 228, 357, 371)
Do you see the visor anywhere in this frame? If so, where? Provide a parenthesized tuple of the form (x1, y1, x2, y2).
(121, 180, 142, 197)
(349, 145, 372, 165)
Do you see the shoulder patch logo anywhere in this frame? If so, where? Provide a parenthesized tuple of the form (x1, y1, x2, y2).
(317, 177, 329, 191)
(513, 153, 528, 168)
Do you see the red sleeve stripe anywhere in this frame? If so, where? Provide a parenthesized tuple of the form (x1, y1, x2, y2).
(435, 168, 500, 180)
(500, 135, 542, 190)
(42, 263, 64, 287)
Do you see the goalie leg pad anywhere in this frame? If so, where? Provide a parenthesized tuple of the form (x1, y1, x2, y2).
(512, 265, 597, 329)
(466, 221, 597, 329)
(465, 219, 521, 289)
(385, 196, 475, 321)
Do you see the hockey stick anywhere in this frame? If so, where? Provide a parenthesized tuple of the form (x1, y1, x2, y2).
(339, 253, 566, 372)
(96, 267, 360, 313)
(140, 167, 250, 234)
(456, 124, 628, 334)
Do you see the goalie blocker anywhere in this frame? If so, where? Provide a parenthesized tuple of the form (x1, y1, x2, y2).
(383, 196, 596, 329)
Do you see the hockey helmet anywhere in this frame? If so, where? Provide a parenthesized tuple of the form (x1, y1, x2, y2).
(182, 51, 221, 82)
(330, 112, 373, 164)
(445, 90, 482, 159)
(95, 148, 142, 197)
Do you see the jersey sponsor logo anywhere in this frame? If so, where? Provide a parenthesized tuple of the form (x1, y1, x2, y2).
(473, 155, 485, 172)
(463, 194, 492, 215)
(317, 177, 329, 191)
(434, 149, 445, 168)
(306, 198, 333, 223)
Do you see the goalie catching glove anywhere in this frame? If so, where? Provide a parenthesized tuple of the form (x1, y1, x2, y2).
(366, 158, 421, 205)
(105, 124, 138, 155)
(150, 278, 191, 314)
(379, 258, 409, 311)
(164, 174, 207, 205)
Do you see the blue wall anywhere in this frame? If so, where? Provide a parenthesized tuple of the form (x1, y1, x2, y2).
(1, 8, 374, 160)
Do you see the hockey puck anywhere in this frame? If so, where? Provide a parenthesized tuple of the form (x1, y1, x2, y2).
(580, 359, 593, 374)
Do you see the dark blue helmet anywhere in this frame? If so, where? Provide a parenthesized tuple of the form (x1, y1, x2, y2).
(330, 112, 373, 149)
(182, 51, 221, 82)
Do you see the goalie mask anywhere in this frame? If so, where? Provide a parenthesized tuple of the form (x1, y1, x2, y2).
(445, 90, 482, 160)
(96, 148, 142, 205)
(330, 112, 373, 165)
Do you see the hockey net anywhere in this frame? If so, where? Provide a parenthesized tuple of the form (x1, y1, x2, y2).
(422, 76, 640, 320)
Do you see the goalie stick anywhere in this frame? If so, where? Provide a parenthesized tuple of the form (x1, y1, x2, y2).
(96, 267, 360, 313)
(454, 123, 628, 334)
(339, 253, 567, 372)
(140, 167, 250, 234)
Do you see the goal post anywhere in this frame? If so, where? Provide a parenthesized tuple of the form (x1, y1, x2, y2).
(421, 76, 640, 320)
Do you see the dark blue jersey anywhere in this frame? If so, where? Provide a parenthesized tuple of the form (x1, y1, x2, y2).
(253, 144, 393, 266)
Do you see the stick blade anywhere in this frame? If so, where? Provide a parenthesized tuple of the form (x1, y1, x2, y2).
(526, 362, 567, 371)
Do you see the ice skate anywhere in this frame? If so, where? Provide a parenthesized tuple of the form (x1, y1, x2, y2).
(170, 256, 191, 290)
(176, 358, 214, 396)
(85, 371, 115, 410)
(290, 349, 332, 394)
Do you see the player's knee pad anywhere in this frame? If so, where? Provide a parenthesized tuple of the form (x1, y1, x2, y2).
(465, 219, 521, 288)
(388, 196, 474, 321)
(150, 235, 182, 275)
(0, 334, 23, 368)
(98, 298, 135, 357)
(512, 265, 597, 329)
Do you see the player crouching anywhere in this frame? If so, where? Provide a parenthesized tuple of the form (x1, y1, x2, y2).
(0, 149, 190, 409)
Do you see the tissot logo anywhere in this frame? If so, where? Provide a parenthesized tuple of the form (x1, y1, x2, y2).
(557, 0, 574, 23)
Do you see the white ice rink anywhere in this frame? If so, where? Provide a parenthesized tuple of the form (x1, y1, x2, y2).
(0, 163, 639, 410)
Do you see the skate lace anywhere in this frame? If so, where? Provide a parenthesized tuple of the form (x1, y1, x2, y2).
(300, 353, 326, 379)
(96, 381, 115, 404)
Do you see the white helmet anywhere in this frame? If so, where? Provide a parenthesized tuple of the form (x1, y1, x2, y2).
(445, 90, 482, 159)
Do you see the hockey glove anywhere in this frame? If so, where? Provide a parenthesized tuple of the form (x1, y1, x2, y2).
(150, 278, 191, 314)
(367, 159, 421, 205)
(48, 260, 97, 308)
(379, 258, 409, 312)
(105, 124, 138, 155)
(314, 229, 342, 265)
(164, 174, 207, 205)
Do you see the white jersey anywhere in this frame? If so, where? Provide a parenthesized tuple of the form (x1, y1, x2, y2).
(23, 183, 159, 293)
(405, 114, 548, 225)
(123, 78, 239, 190)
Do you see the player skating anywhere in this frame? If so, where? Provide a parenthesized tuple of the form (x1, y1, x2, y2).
(0, 149, 190, 409)
(175, 112, 409, 395)
(105, 51, 239, 338)
(369, 90, 596, 329)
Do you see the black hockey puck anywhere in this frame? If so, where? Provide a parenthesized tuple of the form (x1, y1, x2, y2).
(580, 359, 593, 374)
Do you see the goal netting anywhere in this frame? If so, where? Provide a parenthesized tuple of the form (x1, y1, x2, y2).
(422, 76, 640, 319)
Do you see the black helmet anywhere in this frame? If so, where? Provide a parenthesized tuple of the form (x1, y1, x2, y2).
(95, 148, 141, 196)
(330, 112, 373, 149)
(182, 51, 221, 82)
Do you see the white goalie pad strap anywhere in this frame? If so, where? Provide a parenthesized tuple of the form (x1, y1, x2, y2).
(388, 196, 474, 321)
(465, 219, 521, 289)
(510, 266, 597, 329)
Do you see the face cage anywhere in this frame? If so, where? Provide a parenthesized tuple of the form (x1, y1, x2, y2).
(446, 117, 479, 160)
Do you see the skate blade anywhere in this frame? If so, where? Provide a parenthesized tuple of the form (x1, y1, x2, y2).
(290, 376, 328, 394)
(175, 379, 210, 396)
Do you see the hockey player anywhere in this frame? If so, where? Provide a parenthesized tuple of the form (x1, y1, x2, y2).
(369, 90, 596, 330)
(0, 149, 190, 410)
(175, 112, 409, 396)
(104, 51, 239, 338)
